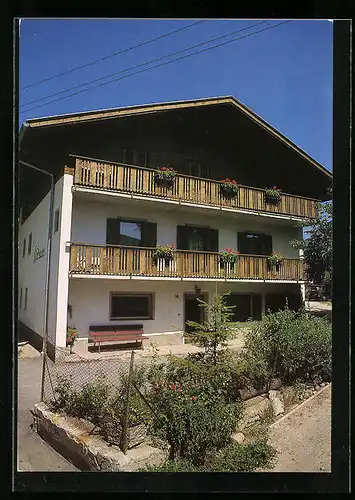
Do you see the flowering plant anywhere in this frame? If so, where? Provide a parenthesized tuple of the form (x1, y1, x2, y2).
(219, 248, 240, 265)
(154, 166, 177, 188)
(267, 252, 284, 269)
(265, 185, 282, 204)
(219, 178, 239, 198)
(152, 243, 175, 262)
(66, 326, 78, 352)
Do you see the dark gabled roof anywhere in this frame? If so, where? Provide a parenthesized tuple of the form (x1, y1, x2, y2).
(20, 95, 332, 181)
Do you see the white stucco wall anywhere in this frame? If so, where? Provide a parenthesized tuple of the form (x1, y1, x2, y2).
(18, 189, 51, 335)
(68, 277, 300, 339)
(18, 173, 73, 347)
(54, 173, 74, 347)
(71, 196, 300, 258)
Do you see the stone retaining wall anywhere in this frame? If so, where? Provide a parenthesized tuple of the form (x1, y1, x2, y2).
(32, 403, 165, 472)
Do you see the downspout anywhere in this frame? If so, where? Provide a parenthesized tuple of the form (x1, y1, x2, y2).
(19, 159, 54, 401)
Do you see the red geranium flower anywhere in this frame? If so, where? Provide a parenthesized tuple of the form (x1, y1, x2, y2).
(191, 396, 197, 401)
(273, 185, 277, 189)
(170, 384, 176, 391)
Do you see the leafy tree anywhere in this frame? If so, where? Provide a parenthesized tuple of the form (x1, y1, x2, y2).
(290, 200, 332, 285)
(185, 293, 236, 365)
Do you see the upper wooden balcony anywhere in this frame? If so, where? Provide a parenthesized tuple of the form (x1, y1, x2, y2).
(71, 157, 319, 220)
(70, 244, 305, 282)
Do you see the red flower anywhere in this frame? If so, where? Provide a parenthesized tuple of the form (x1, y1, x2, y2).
(170, 384, 176, 391)
(171, 244, 175, 249)
(191, 396, 197, 401)
(232, 180, 237, 184)
(273, 186, 277, 190)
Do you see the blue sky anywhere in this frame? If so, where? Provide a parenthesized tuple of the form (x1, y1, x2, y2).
(19, 19, 333, 171)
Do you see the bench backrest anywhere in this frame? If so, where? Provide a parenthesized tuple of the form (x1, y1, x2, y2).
(89, 324, 143, 333)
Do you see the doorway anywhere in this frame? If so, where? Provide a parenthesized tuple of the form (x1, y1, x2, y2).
(184, 293, 207, 333)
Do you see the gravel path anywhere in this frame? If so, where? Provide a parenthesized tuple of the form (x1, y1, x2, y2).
(266, 384, 331, 472)
(18, 353, 79, 471)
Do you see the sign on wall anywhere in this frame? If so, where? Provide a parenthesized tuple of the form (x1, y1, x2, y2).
(34, 245, 45, 262)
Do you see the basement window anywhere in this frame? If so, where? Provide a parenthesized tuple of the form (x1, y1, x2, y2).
(54, 209, 59, 233)
(22, 238, 26, 258)
(24, 288, 28, 311)
(28, 233, 32, 255)
(110, 293, 154, 320)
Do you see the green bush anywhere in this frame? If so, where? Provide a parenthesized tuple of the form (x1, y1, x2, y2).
(149, 357, 241, 463)
(210, 440, 277, 472)
(140, 440, 276, 472)
(244, 307, 332, 384)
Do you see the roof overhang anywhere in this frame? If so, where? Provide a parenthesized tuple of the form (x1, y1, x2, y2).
(19, 95, 332, 186)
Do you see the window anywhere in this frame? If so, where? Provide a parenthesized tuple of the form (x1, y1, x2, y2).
(110, 293, 154, 320)
(123, 149, 148, 167)
(106, 219, 157, 247)
(24, 288, 28, 310)
(120, 221, 142, 246)
(22, 238, 26, 258)
(237, 232, 272, 256)
(19, 288, 22, 308)
(54, 209, 59, 233)
(188, 162, 209, 178)
(28, 233, 32, 255)
(176, 225, 218, 252)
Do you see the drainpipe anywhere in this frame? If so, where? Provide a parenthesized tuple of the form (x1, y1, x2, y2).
(19, 160, 54, 401)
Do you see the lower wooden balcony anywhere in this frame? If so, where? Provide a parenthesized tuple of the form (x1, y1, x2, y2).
(69, 244, 305, 282)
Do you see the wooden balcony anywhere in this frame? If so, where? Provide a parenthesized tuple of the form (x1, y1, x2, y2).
(70, 244, 305, 282)
(72, 157, 319, 219)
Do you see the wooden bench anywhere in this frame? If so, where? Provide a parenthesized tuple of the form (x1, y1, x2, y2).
(89, 324, 149, 353)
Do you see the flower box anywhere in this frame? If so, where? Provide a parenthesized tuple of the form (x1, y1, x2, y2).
(219, 248, 240, 271)
(152, 244, 175, 268)
(267, 252, 284, 271)
(153, 167, 177, 189)
(265, 186, 282, 205)
(219, 179, 239, 199)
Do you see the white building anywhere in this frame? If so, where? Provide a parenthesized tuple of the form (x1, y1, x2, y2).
(18, 97, 332, 360)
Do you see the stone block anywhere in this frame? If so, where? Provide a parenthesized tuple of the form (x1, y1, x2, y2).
(238, 396, 271, 429)
(33, 403, 165, 472)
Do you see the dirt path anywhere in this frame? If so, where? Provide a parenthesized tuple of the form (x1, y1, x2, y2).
(266, 384, 331, 472)
(18, 350, 79, 471)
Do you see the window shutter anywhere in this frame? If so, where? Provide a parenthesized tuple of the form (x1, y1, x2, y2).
(106, 218, 120, 245)
(237, 232, 248, 254)
(263, 235, 273, 255)
(177, 225, 188, 250)
(208, 228, 219, 252)
(141, 222, 157, 247)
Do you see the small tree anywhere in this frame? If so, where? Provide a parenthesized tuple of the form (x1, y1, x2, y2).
(290, 199, 332, 289)
(186, 293, 236, 365)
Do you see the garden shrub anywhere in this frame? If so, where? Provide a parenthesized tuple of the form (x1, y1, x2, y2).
(209, 440, 277, 472)
(147, 373, 241, 464)
(244, 307, 332, 385)
(140, 440, 276, 472)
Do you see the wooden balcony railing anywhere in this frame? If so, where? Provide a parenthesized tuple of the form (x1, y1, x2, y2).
(70, 244, 305, 281)
(72, 157, 319, 219)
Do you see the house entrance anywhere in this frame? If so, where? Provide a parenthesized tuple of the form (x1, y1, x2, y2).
(184, 293, 207, 333)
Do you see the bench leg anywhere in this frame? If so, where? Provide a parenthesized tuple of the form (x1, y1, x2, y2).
(98, 342, 101, 354)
